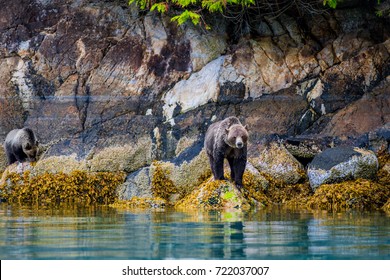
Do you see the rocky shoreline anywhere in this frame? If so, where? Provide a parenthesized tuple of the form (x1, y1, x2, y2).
(0, 1, 389, 212)
(1, 140, 389, 212)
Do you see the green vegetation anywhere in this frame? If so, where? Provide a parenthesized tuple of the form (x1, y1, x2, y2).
(129, 0, 385, 29)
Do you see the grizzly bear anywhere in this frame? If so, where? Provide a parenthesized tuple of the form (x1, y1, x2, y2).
(3, 128, 39, 165)
(204, 116, 249, 189)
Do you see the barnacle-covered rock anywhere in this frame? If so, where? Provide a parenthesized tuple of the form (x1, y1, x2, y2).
(307, 146, 379, 190)
(88, 137, 153, 173)
(250, 142, 305, 185)
(33, 154, 88, 175)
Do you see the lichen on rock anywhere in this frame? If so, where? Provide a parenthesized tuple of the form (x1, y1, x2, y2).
(88, 137, 153, 173)
(33, 154, 88, 175)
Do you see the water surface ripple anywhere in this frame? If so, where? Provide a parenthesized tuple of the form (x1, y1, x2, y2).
(0, 204, 389, 260)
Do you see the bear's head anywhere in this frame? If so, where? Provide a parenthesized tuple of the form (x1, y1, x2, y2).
(225, 124, 248, 149)
(23, 141, 39, 162)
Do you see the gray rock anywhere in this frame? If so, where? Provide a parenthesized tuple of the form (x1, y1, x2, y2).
(117, 167, 152, 200)
(308, 146, 379, 190)
(251, 142, 305, 185)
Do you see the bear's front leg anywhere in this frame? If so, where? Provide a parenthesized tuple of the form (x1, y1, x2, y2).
(213, 152, 225, 180)
(233, 156, 247, 190)
(227, 157, 235, 181)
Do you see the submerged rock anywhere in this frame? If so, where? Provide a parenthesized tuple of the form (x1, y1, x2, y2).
(307, 146, 379, 190)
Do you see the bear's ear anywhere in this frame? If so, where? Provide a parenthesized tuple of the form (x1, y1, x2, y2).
(225, 128, 230, 133)
(244, 124, 249, 131)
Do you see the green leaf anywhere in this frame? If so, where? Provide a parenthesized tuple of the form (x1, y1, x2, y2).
(171, 10, 201, 25)
(323, 0, 338, 9)
(151, 3, 168, 13)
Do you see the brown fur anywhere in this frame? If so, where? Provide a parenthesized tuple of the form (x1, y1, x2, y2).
(4, 128, 39, 165)
(204, 116, 248, 189)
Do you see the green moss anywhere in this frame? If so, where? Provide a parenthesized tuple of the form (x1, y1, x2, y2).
(307, 179, 390, 211)
(0, 170, 125, 204)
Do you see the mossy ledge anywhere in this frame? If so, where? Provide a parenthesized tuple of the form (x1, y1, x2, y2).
(0, 170, 125, 204)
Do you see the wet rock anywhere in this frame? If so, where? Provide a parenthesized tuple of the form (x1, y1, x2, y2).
(368, 123, 390, 153)
(250, 142, 305, 185)
(308, 146, 379, 190)
(239, 88, 308, 139)
(245, 162, 269, 190)
(117, 167, 152, 200)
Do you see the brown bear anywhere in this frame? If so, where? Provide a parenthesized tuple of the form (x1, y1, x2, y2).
(3, 128, 39, 165)
(204, 116, 248, 189)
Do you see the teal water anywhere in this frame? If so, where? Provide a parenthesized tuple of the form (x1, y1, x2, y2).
(0, 203, 389, 260)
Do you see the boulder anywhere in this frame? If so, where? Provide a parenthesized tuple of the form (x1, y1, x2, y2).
(251, 142, 305, 185)
(308, 146, 379, 190)
(117, 167, 152, 200)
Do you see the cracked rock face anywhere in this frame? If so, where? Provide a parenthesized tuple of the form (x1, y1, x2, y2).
(0, 0, 389, 194)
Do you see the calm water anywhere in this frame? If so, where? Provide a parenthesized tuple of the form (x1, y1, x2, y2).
(0, 203, 389, 260)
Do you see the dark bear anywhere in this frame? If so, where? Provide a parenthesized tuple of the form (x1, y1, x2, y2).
(3, 128, 39, 165)
(204, 116, 249, 189)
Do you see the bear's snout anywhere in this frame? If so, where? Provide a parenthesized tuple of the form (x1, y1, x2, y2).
(236, 138, 244, 148)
